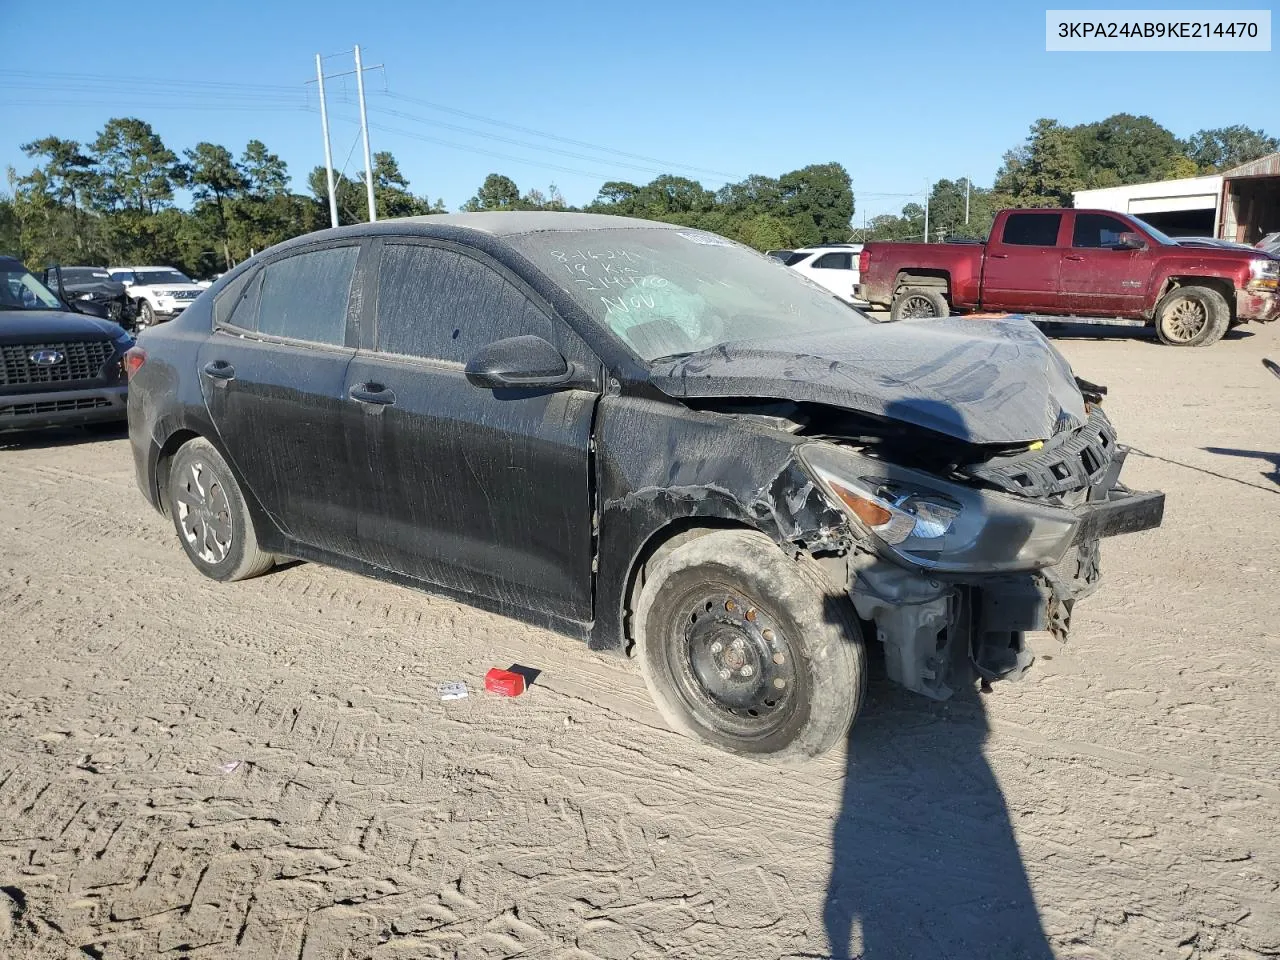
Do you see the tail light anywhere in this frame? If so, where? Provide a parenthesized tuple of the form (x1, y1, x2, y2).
(123, 346, 147, 381)
(858, 249, 870, 274)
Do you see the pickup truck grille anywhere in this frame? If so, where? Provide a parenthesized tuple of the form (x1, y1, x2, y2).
(0, 397, 113, 418)
(1, 340, 115, 386)
(965, 407, 1118, 498)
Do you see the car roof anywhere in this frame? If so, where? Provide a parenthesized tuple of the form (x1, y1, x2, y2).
(393, 211, 686, 237)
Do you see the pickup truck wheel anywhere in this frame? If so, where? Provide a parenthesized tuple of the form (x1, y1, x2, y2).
(890, 287, 950, 321)
(634, 529, 866, 763)
(1154, 286, 1229, 347)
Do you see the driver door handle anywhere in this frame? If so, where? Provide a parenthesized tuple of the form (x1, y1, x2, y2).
(202, 360, 235, 382)
(989, 253, 1009, 259)
(1064, 254, 1085, 261)
(349, 382, 396, 406)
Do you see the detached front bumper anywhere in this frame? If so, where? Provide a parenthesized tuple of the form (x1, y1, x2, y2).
(847, 481, 1164, 702)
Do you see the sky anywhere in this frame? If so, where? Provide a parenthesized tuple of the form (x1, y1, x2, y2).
(2, 0, 1277, 223)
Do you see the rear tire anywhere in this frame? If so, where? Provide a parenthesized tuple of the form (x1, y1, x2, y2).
(1154, 285, 1229, 347)
(167, 438, 274, 582)
(634, 529, 866, 763)
(890, 287, 950, 322)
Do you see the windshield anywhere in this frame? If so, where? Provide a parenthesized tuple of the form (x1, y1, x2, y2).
(0, 266, 63, 311)
(136, 269, 192, 286)
(1133, 218, 1177, 246)
(508, 228, 871, 362)
(61, 268, 112, 284)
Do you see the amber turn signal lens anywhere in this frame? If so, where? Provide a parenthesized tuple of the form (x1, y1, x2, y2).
(828, 481, 892, 527)
(123, 347, 147, 381)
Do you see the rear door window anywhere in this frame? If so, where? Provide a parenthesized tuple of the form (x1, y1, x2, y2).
(812, 252, 853, 269)
(374, 243, 554, 363)
(1001, 213, 1063, 247)
(256, 246, 358, 345)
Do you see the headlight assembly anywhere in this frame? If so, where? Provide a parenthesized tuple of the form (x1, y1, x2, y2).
(799, 442, 1080, 574)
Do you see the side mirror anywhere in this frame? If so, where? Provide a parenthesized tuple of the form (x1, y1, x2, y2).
(1115, 232, 1146, 250)
(465, 335, 577, 390)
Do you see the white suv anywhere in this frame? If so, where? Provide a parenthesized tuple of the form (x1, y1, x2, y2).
(108, 266, 205, 327)
(784, 244, 865, 304)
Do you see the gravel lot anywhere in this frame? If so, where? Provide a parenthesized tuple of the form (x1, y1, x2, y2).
(1, 322, 1278, 960)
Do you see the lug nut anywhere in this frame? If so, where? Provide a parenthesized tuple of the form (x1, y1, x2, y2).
(741, 664, 755, 677)
(719, 669, 731, 680)
(732, 636, 745, 650)
(710, 640, 723, 654)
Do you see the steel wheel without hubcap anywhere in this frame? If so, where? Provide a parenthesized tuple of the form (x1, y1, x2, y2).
(174, 460, 234, 564)
(1162, 298, 1207, 343)
(668, 588, 799, 740)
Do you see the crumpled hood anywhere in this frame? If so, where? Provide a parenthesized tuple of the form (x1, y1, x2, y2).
(648, 315, 1087, 444)
(0, 309, 128, 342)
(61, 278, 127, 299)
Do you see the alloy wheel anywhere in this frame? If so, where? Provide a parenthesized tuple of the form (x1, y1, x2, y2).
(899, 294, 941, 319)
(1164, 298, 1208, 343)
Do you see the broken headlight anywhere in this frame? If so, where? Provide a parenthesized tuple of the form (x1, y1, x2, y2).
(799, 442, 1079, 573)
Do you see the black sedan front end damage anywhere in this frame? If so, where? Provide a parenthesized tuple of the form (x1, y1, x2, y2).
(788, 406, 1163, 700)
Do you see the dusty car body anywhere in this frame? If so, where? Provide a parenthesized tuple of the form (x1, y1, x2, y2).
(126, 213, 1164, 760)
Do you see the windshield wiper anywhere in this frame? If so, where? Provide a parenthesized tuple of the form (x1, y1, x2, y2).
(648, 349, 703, 364)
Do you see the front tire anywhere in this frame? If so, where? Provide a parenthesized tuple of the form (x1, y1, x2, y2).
(138, 300, 155, 329)
(1154, 285, 1229, 347)
(167, 438, 274, 582)
(634, 530, 866, 762)
(890, 287, 950, 322)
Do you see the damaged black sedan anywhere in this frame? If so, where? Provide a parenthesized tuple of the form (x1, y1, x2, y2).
(126, 213, 1163, 761)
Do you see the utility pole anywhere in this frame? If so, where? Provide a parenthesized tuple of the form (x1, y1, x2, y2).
(315, 53, 339, 229)
(923, 180, 930, 244)
(354, 45, 377, 222)
(308, 49, 385, 226)
(964, 176, 971, 226)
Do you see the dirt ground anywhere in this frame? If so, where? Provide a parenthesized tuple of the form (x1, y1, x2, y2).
(1, 321, 1278, 960)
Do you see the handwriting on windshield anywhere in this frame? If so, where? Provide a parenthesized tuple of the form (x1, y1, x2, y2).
(549, 250, 671, 314)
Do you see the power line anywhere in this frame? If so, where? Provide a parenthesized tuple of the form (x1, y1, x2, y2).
(378, 90, 742, 181)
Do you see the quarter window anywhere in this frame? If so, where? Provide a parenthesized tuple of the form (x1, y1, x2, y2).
(1072, 213, 1132, 249)
(375, 244, 553, 363)
(256, 246, 358, 345)
(812, 252, 853, 270)
(1001, 213, 1063, 247)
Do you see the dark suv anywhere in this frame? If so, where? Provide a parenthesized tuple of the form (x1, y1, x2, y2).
(126, 213, 1163, 761)
(1, 256, 134, 434)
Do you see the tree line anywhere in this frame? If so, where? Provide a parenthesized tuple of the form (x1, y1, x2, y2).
(3, 112, 1275, 277)
(0, 114, 856, 277)
(857, 116, 1278, 243)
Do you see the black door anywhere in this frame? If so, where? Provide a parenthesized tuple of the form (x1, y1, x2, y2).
(344, 240, 599, 621)
(198, 243, 364, 553)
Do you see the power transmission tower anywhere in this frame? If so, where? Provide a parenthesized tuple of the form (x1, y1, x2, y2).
(307, 49, 385, 226)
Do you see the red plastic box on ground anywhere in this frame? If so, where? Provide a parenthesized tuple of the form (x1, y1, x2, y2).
(484, 668, 526, 697)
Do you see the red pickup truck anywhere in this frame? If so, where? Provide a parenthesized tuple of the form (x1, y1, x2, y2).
(856, 208, 1280, 346)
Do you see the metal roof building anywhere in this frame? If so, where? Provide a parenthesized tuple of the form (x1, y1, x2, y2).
(1072, 152, 1280, 243)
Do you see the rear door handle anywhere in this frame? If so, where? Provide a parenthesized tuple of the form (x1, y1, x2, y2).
(989, 253, 1009, 259)
(349, 382, 396, 406)
(202, 360, 235, 382)
(1064, 254, 1085, 261)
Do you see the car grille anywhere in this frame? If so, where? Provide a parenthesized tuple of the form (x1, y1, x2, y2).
(174, 290, 200, 301)
(0, 397, 113, 417)
(0, 341, 115, 386)
(965, 406, 1118, 498)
